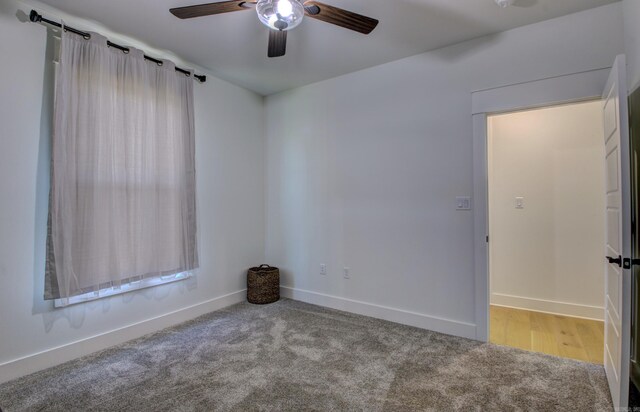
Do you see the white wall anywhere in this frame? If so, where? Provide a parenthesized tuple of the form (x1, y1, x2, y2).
(624, 0, 640, 92)
(265, 4, 623, 339)
(0, 0, 264, 382)
(488, 101, 605, 320)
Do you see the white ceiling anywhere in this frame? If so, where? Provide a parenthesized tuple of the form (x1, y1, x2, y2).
(38, 0, 617, 95)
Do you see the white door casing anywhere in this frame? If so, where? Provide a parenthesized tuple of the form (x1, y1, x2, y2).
(472, 68, 611, 343)
(603, 54, 631, 409)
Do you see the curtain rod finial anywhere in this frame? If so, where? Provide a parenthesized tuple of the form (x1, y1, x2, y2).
(30, 10, 42, 23)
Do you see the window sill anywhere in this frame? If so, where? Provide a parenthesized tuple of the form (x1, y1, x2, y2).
(54, 272, 193, 308)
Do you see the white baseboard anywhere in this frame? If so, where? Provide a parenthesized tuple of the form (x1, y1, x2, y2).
(491, 292, 604, 321)
(0, 289, 246, 385)
(281, 286, 478, 340)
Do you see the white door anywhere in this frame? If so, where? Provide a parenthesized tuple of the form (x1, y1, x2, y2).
(603, 54, 631, 408)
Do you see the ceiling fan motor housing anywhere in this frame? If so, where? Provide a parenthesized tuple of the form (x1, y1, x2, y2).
(256, 0, 305, 31)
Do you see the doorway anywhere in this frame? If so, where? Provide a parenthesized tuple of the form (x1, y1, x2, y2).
(487, 101, 605, 363)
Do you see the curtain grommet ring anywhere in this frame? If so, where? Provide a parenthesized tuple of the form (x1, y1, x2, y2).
(83, 34, 91, 40)
(157, 61, 163, 66)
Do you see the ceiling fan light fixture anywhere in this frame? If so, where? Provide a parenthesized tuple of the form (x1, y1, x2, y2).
(256, 0, 305, 31)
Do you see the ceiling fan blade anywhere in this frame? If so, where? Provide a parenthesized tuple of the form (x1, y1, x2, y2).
(303, 1, 378, 35)
(170, 1, 253, 19)
(268, 30, 287, 58)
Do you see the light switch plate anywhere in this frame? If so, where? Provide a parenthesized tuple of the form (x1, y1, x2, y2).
(456, 197, 471, 210)
(515, 197, 524, 209)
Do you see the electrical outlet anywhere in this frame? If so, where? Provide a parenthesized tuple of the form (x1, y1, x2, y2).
(343, 267, 350, 279)
(320, 264, 327, 276)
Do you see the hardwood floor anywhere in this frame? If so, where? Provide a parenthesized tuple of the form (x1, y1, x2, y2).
(489, 305, 604, 364)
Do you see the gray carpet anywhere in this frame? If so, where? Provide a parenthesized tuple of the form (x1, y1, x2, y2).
(0, 299, 612, 411)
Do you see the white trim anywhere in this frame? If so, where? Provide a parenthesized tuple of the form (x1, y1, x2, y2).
(490, 293, 604, 321)
(473, 114, 489, 342)
(0, 289, 246, 384)
(471, 68, 610, 115)
(473, 113, 489, 342)
(280, 286, 477, 339)
(472, 68, 612, 343)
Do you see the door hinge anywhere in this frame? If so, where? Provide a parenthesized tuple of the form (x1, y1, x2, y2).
(486, 235, 489, 243)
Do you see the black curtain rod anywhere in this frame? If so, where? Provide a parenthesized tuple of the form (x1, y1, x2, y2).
(29, 10, 207, 83)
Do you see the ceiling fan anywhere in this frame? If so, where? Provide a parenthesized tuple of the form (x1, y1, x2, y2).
(170, 0, 379, 58)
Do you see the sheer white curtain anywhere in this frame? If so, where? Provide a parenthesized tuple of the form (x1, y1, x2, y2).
(45, 31, 198, 300)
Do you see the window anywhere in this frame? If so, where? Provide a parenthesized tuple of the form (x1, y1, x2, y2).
(45, 30, 198, 305)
